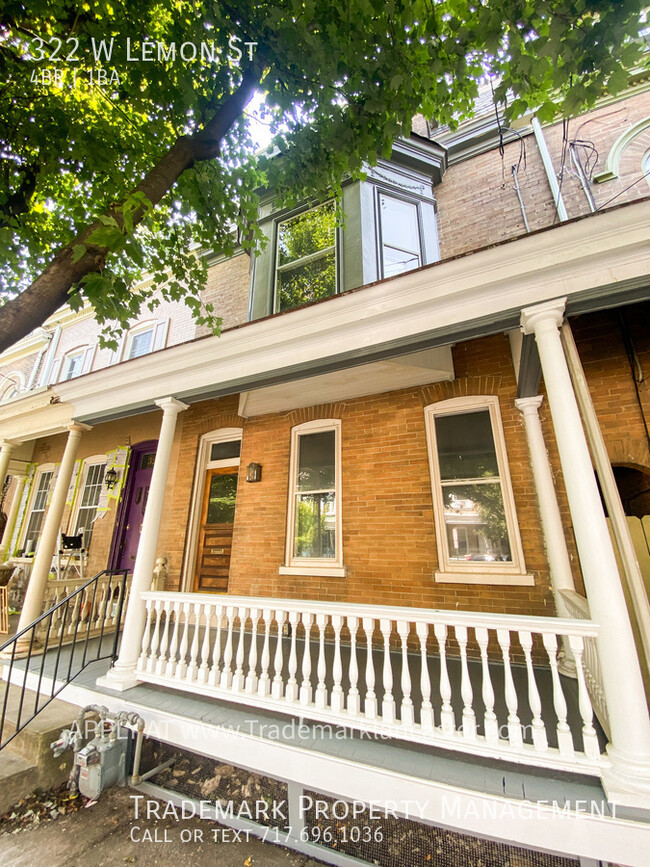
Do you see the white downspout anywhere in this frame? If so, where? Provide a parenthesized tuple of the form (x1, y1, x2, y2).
(531, 117, 568, 223)
(38, 325, 61, 387)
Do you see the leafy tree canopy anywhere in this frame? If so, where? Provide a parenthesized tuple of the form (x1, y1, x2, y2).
(0, 0, 646, 352)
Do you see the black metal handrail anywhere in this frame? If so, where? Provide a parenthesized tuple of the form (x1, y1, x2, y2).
(0, 569, 129, 751)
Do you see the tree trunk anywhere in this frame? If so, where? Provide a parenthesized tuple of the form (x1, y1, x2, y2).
(0, 69, 258, 354)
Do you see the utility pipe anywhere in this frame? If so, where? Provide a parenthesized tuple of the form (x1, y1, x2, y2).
(531, 117, 568, 223)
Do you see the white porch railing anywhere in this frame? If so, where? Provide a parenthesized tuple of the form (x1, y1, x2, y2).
(559, 589, 610, 738)
(137, 591, 607, 774)
(37, 572, 132, 645)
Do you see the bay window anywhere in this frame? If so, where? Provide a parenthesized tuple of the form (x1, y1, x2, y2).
(275, 201, 337, 312)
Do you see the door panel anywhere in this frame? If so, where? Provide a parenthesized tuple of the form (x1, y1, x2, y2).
(116, 449, 156, 572)
(194, 467, 239, 592)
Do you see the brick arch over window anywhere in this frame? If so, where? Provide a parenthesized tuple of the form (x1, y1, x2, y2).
(607, 437, 650, 472)
(419, 375, 503, 407)
(286, 403, 347, 426)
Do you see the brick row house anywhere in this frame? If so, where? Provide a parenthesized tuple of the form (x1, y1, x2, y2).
(1, 79, 650, 864)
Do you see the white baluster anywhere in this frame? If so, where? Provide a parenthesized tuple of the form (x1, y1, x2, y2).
(347, 616, 360, 717)
(155, 599, 172, 676)
(232, 607, 249, 692)
(542, 632, 574, 757)
(363, 617, 377, 720)
(166, 601, 181, 677)
(475, 626, 499, 745)
(397, 621, 414, 728)
(567, 633, 600, 760)
(380, 619, 395, 724)
(331, 615, 344, 713)
(300, 613, 314, 705)
(197, 603, 212, 684)
(520, 630, 548, 752)
(245, 608, 260, 693)
(315, 613, 328, 710)
(434, 622, 455, 734)
(176, 602, 191, 678)
(146, 600, 162, 674)
(220, 606, 235, 689)
(138, 599, 154, 672)
(497, 628, 523, 750)
(415, 622, 434, 732)
(272, 610, 287, 700)
(455, 625, 476, 741)
(208, 604, 224, 686)
(185, 602, 202, 682)
(285, 611, 300, 702)
(258, 608, 272, 697)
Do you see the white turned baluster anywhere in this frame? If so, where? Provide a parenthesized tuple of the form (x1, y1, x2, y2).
(220, 606, 235, 689)
(363, 617, 377, 719)
(138, 600, 154, 672)
(475, 626, 499, 745)
(245, 608, 260, 693)
(146, 600, 162, 674)
(380, 619, 395, 724)
(69, 591, 82, 635)
(285, 611, 300, 702)
(197, 603, 212, 684)
(300, 613, 314, 705)
(315, 613, 328, 710)
(166, 602, 181, 677)
(272, 610, 287, 700)
(455, 625, 476, 741)
(567, 634, 600, 759)
(397, 621, 414, 727)
(208, 605, 224, 686)
(520, 630, 548, 752)
(542, 632, 574, 757)
(434, 622, 455, 734)
(175, 602, 191, 678)
(415, 622, 434, 732)
(258, 608, 272, 697)
(331, 615, 344, 713)
(232, 607, 249, 692)
(185, 602, 202, 681)
(347, 616, 360, 717)
(155, 600, 172, 676)
(497, 628, 523, 750)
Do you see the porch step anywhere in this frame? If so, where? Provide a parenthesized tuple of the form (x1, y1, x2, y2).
(0, 686, 77, 814)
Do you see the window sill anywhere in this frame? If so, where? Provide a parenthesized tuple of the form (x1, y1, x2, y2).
(434, 571, 535, 586)
(279, 565, 346, 578)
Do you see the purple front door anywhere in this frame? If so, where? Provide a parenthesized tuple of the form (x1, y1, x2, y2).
(111, 444, 157, 572)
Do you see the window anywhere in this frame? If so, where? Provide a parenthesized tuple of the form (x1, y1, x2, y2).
(127, 328, 154, 359)
(378, 192, 423, 278)
(61, 351, 84, 381)
(282, 419, 343, 576)
(21, 467, 54, 554)
(424, 397, 531, 584)
(72, 460, 106, 548)
(275, 201, 337, 312)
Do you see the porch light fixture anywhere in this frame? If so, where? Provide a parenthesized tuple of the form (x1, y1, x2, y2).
(246, 462, 262, 483)
(104, 466, 119, 490)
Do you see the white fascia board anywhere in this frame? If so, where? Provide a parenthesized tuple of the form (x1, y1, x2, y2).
(0, 400, 75, 441)
(0, 329, 50, 365)
(55, 199, 650, 422)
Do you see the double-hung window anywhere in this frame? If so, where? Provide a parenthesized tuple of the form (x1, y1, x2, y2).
(73, 459, 107, 548)
(275, 201, 337, 312)
(425, 397, 531, 584)
(281, 419, 344, 576)
(126, 328, 154, 359)
(378, 192, 423, 278)
(22, 467, 54, 554)
(61, 351, 85, 381)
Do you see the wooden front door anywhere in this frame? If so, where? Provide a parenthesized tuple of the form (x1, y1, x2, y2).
(194, 466, 239, 592)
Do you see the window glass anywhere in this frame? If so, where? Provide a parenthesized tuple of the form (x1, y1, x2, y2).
(62, 352, 84, 381)
(23, 470, 53, 553)
(74, 462, 106, 548)
(206, 472, 238, 524)
(292, 429, 337, 559)
(434, 410, 499, 480)
(210, 440, 241, 462)
(276, 202, 336, 311)
(379, 193, 422, 278)
(128, 329, 153, 359)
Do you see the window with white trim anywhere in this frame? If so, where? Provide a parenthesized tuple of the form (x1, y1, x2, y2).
(275, 201, 337, 312)
(284, 419, 342, 572)
(60, 351, 85, 381)
(424, 397, 529, 583)
(126, 327, 154, 359)
(21, 466, 54, 554)
(378, 192, 423, 278)
(72, 459, 107, 549)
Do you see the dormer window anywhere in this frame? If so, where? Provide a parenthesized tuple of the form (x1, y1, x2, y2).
(275, 201, 337, 312)
(126, 327, 154, 359)
(378, 192, 423, 278)
(61, 351, 84, 381)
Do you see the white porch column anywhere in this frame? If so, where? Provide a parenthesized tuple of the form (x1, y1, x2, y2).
(98, 397, 187, 691)
(13, 424, 90, 649)
(521, 298, 650, 805)
(0, 440, 16, 491)
(515, 396, 576, 610)
(0, 471, 28, 562)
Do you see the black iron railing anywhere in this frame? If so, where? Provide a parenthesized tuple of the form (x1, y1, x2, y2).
(0, 569, 128, 751)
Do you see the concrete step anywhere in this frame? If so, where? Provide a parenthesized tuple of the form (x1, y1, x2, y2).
(0, 684, 78, 813)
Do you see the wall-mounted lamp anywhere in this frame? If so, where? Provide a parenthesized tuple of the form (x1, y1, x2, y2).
(246, 462, 262, 483)
(104, 466, 119, 490)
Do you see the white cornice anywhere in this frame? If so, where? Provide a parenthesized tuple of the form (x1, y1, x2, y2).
(0, 328, 50, 365)
(7, 198, 650, 432)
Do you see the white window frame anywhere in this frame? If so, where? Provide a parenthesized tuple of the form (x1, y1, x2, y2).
(20, 463, 55, 555)
(70, 455, 107, 549)
(181, 428, 243, 592)
(280, 418, 344, 578)
(125, 324, 155, 359)
(0, 372, 23, 402)
(424, 396, 533, 586)
(60, 349, 85, 381)
(376, 189, 424, 279)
